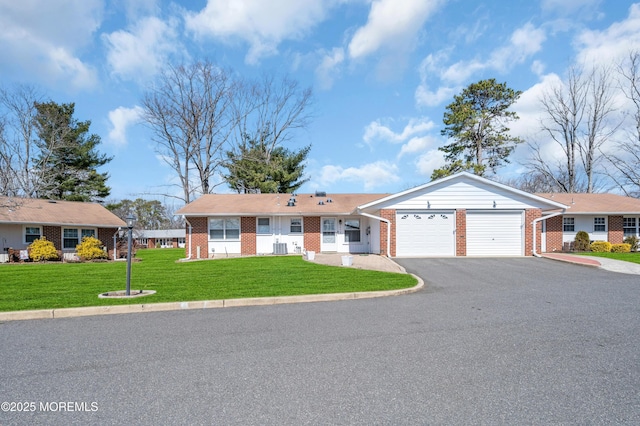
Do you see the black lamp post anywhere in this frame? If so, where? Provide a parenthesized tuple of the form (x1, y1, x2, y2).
(125, 215, 136, 296)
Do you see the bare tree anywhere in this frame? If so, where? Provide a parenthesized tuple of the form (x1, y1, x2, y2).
(527, 65, 618, 193)
(604, 51, 640, 197)
(0, 85, 44, 197)
(141, 61, 235, 203)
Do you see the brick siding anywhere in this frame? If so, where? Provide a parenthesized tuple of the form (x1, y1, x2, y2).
(42, 226, 61, 250)
(544, 215, 563, 252)
(379, 209, 396, 257)
(608, 215, 624, 244)
(186, 217, 208, 259)
(303, 217, 321, 253)
(241, 217, 257, 255)
(525, 209, 542, 256)
(456, 209, 466, 256)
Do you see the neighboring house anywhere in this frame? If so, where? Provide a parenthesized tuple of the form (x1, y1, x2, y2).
(0, 196, 126, 262)
(536, 193, 640, 252)
(136, 229, 186, 248)
(175, 173, 562, 258)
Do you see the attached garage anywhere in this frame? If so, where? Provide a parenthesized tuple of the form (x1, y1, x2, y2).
(466, 211, 523, 256)
(396, 210, 455, 256)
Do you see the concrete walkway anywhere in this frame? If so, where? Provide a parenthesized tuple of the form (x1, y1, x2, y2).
(542, 252, 640, 275)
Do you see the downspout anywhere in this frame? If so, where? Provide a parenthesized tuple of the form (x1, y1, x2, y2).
(113, 228, 121, 260)
(357, 209, 391, 257)
(182, 217, 193, 261)
(532, 211, 564, 258)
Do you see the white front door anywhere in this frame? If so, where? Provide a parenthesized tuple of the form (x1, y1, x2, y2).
(321, 218, 337, 252)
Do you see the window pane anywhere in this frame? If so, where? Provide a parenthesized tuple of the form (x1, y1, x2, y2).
(81, 229, 95, 238)
(322, 219, 335, 232)
(290, 218, 302, 233)
(64, 228, 78, 238)
(210, 219, 224, 239)
(345, 219, 361, 242)
(257, 218, 270, 233)
(226, 218, 240, 239)
(25, 227, 41, 243)
(594, 217, 605, 232)
(563, 217, 574, 232)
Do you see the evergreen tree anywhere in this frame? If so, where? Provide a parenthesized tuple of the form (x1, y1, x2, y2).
(433, 79, 522, 180)
(34, 101, 112, 202)
(224, 134, 310, 193)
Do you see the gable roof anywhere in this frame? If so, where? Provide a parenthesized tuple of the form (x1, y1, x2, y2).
(176, 193, 389, 216)
(536, 193, 640, 214)
(358, 172, 568, 211)
(0, 197, 126, 227)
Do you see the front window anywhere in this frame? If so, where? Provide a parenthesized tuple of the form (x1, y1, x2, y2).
(624, 217, 638, 237)
(563, 217, 575, 232)
(209, 218, 240, 240)
(593, 217, 606, 232)
(257, 218, 270, 234)
(25, 226, 41, 244)
(344, 219, 361, 242)
(63, 228, 78, 249)
(290, 218, 302, 233)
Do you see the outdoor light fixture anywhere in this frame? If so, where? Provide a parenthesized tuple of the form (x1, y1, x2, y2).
(125, 215, 136, 296)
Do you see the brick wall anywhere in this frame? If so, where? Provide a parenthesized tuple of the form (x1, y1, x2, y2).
(525, 209, 542, 256)
(545, 215, 563, 252)
(379, 209, 396, 257)
(42, 226, 61, 250)
(97, 228, 116, 257)
(241, 217, 256, 255)
(608, 215, 624, 244)
(456, 209, 466, 256)
(303, 216, 321, 252)
(186, 217, 208, 259)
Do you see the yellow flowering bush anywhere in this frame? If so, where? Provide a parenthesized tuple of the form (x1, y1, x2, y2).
(28, 237, 59, 262)
(76, 236, 108, 260)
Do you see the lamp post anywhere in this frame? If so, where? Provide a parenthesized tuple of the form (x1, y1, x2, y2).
(125, 215, 136, 296)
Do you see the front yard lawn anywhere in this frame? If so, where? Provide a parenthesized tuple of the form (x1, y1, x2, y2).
(0, 249, 417, 312)
(576, 252, 640, 265)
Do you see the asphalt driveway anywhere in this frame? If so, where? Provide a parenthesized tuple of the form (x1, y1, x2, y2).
(1, 258, 639, 425)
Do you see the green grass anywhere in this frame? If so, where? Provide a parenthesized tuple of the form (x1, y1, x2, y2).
(575, 251, 640, 265)
(0, 249, 417, 312)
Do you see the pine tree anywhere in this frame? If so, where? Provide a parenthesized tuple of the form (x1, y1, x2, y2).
(34, 102, 112, 202)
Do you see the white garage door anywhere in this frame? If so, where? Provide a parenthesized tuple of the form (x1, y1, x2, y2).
(396, 211, 455, 257)
(466, 211, 523, 256)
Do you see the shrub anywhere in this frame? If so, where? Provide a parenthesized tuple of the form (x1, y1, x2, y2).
(76, 236, 108, 261)
(574, 231, 591, 251)
(611, 243, 632, 253)
(624, 235, 639, 252)
(590, 241, 612, 253)
(28, 237, 59, 262)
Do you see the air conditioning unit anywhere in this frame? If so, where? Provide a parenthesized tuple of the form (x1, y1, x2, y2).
(273, 243, 288, 255)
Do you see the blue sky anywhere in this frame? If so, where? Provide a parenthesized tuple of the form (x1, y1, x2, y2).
(1, 0, 639, 203)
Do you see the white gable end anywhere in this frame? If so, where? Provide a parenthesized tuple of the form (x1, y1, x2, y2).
(372, 180, 550, 210)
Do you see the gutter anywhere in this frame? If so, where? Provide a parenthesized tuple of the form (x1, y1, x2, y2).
(357, 209, 391, 257)
(532, 211, 565, 258)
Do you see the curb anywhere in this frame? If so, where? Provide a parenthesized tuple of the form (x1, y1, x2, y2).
(0, 275, 423, 322)
(541, 254, 601, 267)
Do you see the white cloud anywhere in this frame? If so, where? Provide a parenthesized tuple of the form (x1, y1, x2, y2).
(317, 161, 400, 191)
(415, 84, 457, 107)
(415, 149, 446, 176)
(108, 105, 144, 146)
(440, 23, 546, 84)
(315, 47, 345, 90)
(398, 135, 437, 159)
(348, 0, 443, 60)
(363, 118, 434, 145)
(415, 51, 459, 107)
(0, 0, 102, 90)
(103, 16, 180, 81)
(184, 0, 333, 64)
(574, 3, 640, 66)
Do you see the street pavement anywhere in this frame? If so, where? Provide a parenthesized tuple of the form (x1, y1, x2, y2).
(0, 257, 639, 425)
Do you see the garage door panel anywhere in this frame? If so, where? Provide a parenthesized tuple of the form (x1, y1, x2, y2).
(396, 211, 455, 257)
(467, 211, 523, 256)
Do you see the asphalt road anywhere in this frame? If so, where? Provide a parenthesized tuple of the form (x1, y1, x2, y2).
(1, 258, 639, 425)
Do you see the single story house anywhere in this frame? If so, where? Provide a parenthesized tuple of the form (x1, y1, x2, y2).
(535, 193, 640, 252)
(175, 172, 640, 259)
(0, 196, 126, 262)
(136, 229, 186, 248)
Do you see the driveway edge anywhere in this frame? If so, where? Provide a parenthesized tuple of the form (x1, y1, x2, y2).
(0, 275, 423, 322)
